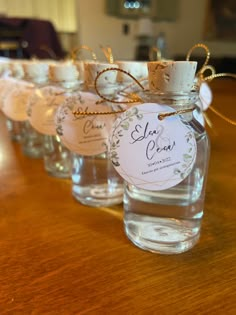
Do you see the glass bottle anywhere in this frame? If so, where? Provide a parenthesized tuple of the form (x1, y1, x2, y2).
(0, 59, 27, 142)
(12, 60, 46, 159)
(122, 61, 210, 254)
(26, 61, 72, 177)
(56, 61, 124, 207)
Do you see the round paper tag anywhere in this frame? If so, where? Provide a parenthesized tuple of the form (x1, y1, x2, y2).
(28, 86, 65, 135)
(55, 91, 115, 156)
(198, 82, 213, 111)
(2, 81, 34, 121)
(0, 77, 18, 110)
(109, 103, 197, 191)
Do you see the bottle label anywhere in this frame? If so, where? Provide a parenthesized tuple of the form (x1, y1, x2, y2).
(2, 80, 34, 121)
(28, 86, 65, 135)
(55, 91, 116, 156)
(109, 103, 197, 191)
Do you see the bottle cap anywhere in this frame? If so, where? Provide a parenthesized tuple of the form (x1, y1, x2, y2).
(10, 59, 30, 79)
(50, 61, 79, 83)
(0, 59, 10, 76)
(147, 60, 197, 93)
(84, 61, 118, 93)
(115, 60, 148, 83)
(24, 61, 49, 83)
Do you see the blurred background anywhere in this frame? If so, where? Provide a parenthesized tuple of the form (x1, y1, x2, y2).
(0, 0, 235, 71)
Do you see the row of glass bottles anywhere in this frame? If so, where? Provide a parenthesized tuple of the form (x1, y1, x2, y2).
(0, 59, 45, 157)
(0, 58, 72, 177)
(0, 57, 210, 255)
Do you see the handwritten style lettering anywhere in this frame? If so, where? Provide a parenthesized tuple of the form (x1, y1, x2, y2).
(146, 140, 175, 160)
(83, 116, 105, 135)
(130, 122, 162, 144)
(130, 122, 176, 160)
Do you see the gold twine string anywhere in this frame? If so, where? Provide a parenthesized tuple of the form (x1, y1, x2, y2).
(94, 67, 145, 104)
(73, 68, 143, 117)
(39, 45, 57, 59)
(197, 64, 216, 81)
(100, 46, 114, 64)
(73, 67, 196, 120)
(204, 72, 236, 82)
(70, 45, 97, 61)
(186, 43, 211, 74)
(208, 106, 236, 126)
(158, 108, 195, 120)
(200, 71, 236, 126)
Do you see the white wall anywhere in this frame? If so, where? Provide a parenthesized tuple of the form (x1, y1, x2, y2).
(76, 0, 236, 60)
(76, 0, 137, 60)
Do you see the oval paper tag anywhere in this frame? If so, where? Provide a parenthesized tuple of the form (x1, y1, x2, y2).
(28, 86, 65, 135)
(55, 91, 115, 156)
(109, 103, 197, 191)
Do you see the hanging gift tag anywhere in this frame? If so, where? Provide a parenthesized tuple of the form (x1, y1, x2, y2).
(198, 82, 213, 111)
(109, 103, 197, 191)
(28, 86, 65, 135)
(193, 82, 213, 126)
(55, 91, 116, 156)
(2, 80, 34, 121)
(0, 77, 18, 109)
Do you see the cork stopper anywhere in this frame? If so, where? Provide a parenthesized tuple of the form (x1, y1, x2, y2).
(10, 59, 30, 79)
(116, 60, 148, 83)
(24, 61, 49, 83)
(147, 61, 197, 93)
(50, 61, 79, 83)
(84, 61, 118, 92)
(0, 59, 10, 77)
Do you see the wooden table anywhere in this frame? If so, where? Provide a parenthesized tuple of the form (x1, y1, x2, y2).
(0, 80, 235, 314)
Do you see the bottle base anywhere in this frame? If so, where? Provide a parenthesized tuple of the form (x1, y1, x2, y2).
(124, 215, 200, 254)
(6, 120, 23, 142)
(22, 148, 44, 159)
(72, 184, 124, 207)
(44, 160, 71, 179)
(46, 169, 71, 179)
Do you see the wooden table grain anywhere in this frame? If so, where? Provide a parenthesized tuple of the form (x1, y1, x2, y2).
(0, 80, 235, 314)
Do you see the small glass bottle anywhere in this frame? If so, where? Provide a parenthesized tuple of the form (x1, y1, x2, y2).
(122, 61, 210, 254)
(56, 61, 124, 207)
(26, 61, 72, 177)
(0, 59, 27, 142)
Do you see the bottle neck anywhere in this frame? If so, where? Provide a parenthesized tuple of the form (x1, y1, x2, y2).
(138, 90, 199, 109)
(30, 78, 49, 86)
(56, 80, 81, 91)
(84, 83, 118, 97)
